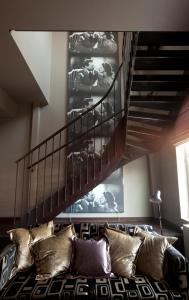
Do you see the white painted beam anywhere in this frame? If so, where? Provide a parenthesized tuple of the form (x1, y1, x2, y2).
(0, 88, 17, 117)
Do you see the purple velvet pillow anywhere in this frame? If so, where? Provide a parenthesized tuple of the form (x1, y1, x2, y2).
(72, 237, 111, 277)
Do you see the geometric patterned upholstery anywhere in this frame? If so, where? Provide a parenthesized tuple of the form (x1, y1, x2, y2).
(0, 271, 184, 299)
(0, 244, 16, 290)
(54, 222, 154, 239)
(164, 246, 189, 299)
(0, 223, 188, 299)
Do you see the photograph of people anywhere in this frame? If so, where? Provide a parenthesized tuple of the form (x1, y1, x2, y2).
(69, 31, 117, 55)
(68, 57, 116, 92)
(66, 169, 123, 213)
(66, 31, 122, 213)
(98, 62, 115, 89)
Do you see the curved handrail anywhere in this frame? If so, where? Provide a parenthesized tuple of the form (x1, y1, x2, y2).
(14, 31, 138, 227)
(16, 62, 123, 163)
(28, 108, 125, 169)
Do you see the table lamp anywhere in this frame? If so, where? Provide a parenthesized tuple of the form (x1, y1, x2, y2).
(149, 190, 163, 235)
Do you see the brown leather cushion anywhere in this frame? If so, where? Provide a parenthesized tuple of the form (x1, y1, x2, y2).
(134, 226, 177, 280)
(7, 221, 54, 278)
(31, 224, 76, 280)
(104, 225, 143, 278)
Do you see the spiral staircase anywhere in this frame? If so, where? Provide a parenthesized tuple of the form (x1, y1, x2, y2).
(14, 31, 189, 226)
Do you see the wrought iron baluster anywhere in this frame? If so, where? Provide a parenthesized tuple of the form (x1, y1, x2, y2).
(86, 113, 89, 184)
(13, 162, 19, 227)
(79, 116, 82, 190)
(50, 137, 55, 212)
(35, 147, 40, 224)
(57, 133, 62, 207)
(113, 78, 117, 158)
(100, 102, 103, 172)
(93, 109, 96, 179)
(21, 157, 26, 225)
(72, 120, 76, 194)
(27, 151, 33, 227)
(64, 153, 68, 201)
(42, 143, 47, 218)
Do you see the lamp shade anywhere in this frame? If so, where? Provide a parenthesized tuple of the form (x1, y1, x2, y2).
(149, 190, 162, 204)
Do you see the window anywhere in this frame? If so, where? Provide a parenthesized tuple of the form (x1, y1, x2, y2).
(176, 141, 189, 221)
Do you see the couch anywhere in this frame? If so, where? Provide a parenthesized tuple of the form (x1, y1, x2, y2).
(0, 222, 188, 299)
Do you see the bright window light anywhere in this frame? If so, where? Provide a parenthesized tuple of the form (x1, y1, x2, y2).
(176, 141, 189, 220)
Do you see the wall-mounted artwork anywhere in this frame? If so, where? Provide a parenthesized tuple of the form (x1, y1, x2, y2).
(66, 31, 124, 213)
(69, 32, 118, 55)
(66, 168, 124, 213)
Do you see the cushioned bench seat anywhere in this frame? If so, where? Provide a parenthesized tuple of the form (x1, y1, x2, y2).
(0, 223, 188, 300)
(0, 269, 184, 299)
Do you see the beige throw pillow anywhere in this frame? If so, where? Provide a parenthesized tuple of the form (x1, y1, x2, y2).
(104, 226, 143, 278)
(7, 220, 54, 278)
(134, 226, 177, 244)
(134, 226, 177, 280)
(31, 224, 76, 280)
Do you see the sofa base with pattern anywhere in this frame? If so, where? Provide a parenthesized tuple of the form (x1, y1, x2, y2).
(0, 223, 188, 300)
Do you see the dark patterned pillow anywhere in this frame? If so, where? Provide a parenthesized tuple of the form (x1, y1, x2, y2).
(72, 237, 111, 277)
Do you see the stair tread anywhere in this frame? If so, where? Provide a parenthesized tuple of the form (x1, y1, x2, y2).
(136, 50, 189, 58)
(18, 32, 189, 227)
(138, 32, 189, 46)
(132, 81, 189, 91)
(135, 57, 189, 70)
(130, 101, 179, 110)
(133, 74, 189, 81)
(127, 125, 162, 137)
(128, 110, 171, 121)
(130, 96, 182, 102)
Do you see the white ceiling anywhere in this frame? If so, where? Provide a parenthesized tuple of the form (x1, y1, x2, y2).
(1, 0, 189, 119)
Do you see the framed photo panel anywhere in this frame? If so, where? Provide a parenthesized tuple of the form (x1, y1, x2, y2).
(66, 31, 124, 213)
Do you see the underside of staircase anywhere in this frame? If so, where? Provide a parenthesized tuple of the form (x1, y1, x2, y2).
(15, 32, 189, 226)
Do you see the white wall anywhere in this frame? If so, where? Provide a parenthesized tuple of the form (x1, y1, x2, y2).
(0, 32, 68, 218)
(31, 32, 68, 146)
(149, 145, 182, 226)
(123, 156, 152, 217)
(160, 145, 181, 226)
(0, 105, 31, 217)
(11, 31, 52, 103)
(2, 1, 189, 32)
(59, 155, 152, 219)
(183, 224, 189, 261)
(0, 32, 153, 219)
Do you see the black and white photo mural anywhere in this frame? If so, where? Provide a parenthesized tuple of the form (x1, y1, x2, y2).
(66, 168, 124, 213)
(66, 31, 124, 213)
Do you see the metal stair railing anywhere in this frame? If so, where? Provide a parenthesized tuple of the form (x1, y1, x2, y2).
(13, 32, 138, 227)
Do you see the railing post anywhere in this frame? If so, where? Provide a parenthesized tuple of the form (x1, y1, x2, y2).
(13, 162, 19, 227)
(14, 44, 126, 225)
(42, 143, 47, 218)
(27, 151, 33, 227)
(57, 133, 62, 207)
(100, 102, 103, 172)
(35, 147, 40, 225)
(21, 157, 26, 226)
(79, 116, 82, 190)
(50, 137, 55, 212)
(86, 113, 89, 184)
(93, 109, 96, 179)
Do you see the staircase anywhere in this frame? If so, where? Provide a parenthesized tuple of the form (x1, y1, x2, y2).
(14, 32, 189, 226)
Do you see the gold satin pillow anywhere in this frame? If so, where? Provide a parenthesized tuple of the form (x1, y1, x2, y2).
(104, 226, 143, 278)
(30, 221, 54, 244)
(7, 221, 54, 278)
(134, 226, 177, 244)
(134, 226, 177, 280)
(31, 224, 76, 280)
